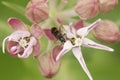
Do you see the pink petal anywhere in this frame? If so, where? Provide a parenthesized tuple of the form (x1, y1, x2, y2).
(51, 45, 63, 62)
(33, 41, 41, 58)
(7, 41, 17, 54)
(7, 18, 27, 31)
(30, 24, 43, 39)
(7, 41, 24, 57)
(44, 29, 57, 41)
(77, 19, 101, 37)
(56, 40, 73, 61)
(82, 38, 114, 52)
(56, 18, 63, 25)
(18, 37, 37, 58)
(72, 47, 93, 80)
(74, 20, 84, 30)
(7, 30, 31, 42)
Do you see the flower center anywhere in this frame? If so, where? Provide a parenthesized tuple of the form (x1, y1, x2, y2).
(19, 37, 30, 48)
(71, 37, 81, 46)
(75, 38, 82, 46)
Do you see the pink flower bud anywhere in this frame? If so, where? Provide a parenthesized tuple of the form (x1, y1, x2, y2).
(75, 0, 100, 20)
(93, 20, 120, 43)
(26, 0, 49, 23)
(99, 0, 118, 13)
(39, 53, 60, 78)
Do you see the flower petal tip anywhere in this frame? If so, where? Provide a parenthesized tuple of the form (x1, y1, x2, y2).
(7, 17, 15, 22)
(98, 18, 101, 22)
(110, 48, 114, 52)
(55, 57, 59, 62)
(89, 76, 93, 80)
(2, 49, 5, 54)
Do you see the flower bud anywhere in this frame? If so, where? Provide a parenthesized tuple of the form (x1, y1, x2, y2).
(75, 0, 100, 20)
(39, 53, 60, 78)
(99, 0, 118, 13)
(25, 0, 49, 23)
(93, 20, 120, 43)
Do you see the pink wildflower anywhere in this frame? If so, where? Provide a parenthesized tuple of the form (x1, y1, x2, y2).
(2, 18, 43, 58)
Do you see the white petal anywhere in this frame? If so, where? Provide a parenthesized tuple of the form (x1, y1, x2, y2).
(77, 19, 101, 37)
(69, 23, 76, 35)
(18, 37, 37, 58)
(56, 40, 73, 61)
(66, 32, 75, 38)
(82, 38, 114, 52)
(63, 23, 76, 38)
(72, 47, 93, 80)
(2, 36, 9, 53)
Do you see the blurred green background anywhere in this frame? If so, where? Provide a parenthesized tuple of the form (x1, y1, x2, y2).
(0, 0, 120, 80)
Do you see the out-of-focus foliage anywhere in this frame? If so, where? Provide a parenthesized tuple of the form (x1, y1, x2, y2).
(0, 0, 120, 80)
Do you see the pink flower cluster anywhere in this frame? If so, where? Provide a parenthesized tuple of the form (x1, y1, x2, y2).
(2, 0, 119, 80)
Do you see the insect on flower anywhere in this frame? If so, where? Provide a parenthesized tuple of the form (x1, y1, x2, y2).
(55, 19, 114, 80)
(51, 27, 66, 43)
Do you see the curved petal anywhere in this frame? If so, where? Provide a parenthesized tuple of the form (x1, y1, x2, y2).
(7, 18, 27, 31)
(51, 45, 63, 62)
(2, 36, 9, 53)
(18, 37, 37, 58)
(11, 46, 24, 56)
(82, 38, 114, 52)
(33, 41, 41, 58)
(7, 41, 18, 54)
(30, 24, 43, 39)
(77, 19, 101, 37)
(72, 47, 93, 80)
(56, 40, 73, 61)
(7, 41, 24, 57)
(44, 29, 57, 41)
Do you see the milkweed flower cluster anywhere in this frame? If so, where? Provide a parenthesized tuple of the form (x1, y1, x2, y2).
(2, 0, 119, 80)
